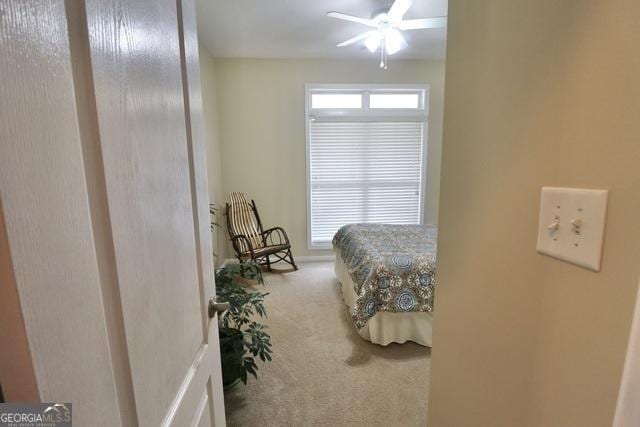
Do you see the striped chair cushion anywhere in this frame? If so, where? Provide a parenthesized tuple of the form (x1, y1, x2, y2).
(228, 192, 264, 254)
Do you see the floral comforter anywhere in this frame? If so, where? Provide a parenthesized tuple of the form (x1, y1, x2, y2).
(332, 224, 437, 329)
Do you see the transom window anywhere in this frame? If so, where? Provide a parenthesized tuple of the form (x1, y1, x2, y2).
(305, 84, 429, 249)
(311, 93, 362, 109)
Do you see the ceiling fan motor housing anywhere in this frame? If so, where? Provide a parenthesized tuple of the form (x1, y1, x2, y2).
(371, 7, 391, 20)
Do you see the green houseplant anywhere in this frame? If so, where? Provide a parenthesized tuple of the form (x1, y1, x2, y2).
(215, 261, 273, 389)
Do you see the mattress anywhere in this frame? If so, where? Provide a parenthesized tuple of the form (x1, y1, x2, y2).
(332, 223, 437, 346)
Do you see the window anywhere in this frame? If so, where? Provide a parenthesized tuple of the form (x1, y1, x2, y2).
(305, 84, 429, 248)
(311, 93, 362, 109)
(370, 93, 420, 109)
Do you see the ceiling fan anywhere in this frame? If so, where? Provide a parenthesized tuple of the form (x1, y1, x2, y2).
(327, 0, 447, 69)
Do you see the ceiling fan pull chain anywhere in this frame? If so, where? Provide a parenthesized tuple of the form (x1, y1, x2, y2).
(385, 44, 388, 69)
(380, 39, 388, 70)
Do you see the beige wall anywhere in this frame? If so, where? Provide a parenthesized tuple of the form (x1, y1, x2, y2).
(199, 47, 225, 265)
(208, 58, 445, 259)
(429, 1, 640, 426)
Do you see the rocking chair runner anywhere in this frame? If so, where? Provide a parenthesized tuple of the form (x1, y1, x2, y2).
(226, 192, 298, 272)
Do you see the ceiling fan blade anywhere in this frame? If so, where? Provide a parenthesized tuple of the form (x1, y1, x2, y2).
(327, 12, 375, 27)
(388, 0, 413, 21)
(399, 17, 448, 30)
(337, 31, 377, 47)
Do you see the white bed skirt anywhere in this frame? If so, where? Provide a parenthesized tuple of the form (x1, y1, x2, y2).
(335, 256, 433, 347)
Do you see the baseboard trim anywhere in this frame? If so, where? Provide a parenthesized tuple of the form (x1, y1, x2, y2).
(220, 254, 334, 268)
(296, 255, 335, 262)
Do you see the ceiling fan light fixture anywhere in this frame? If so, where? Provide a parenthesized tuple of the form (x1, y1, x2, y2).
(364, 32, 383, 53)
(384, 28, 407, 55)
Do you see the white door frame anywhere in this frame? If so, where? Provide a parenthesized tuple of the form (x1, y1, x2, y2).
(613, 275, 640, 426)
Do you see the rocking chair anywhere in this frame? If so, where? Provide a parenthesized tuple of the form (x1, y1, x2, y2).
(226, 192, 298, 272)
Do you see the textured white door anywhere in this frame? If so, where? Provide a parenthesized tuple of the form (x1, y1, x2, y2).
(0, 0, 225, 425)
(83, 0, 225, 425)
(0, 2, 122, 423)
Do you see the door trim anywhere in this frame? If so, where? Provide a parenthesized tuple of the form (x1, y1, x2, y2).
(613, 276, 640, 426)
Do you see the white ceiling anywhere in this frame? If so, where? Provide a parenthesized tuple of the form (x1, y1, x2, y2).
(196, 0, 448, 61)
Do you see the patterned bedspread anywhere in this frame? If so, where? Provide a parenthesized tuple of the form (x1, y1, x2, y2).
(332, 224, 437, 329)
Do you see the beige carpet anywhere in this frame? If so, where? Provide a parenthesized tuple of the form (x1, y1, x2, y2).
(224, 261, 431, 426)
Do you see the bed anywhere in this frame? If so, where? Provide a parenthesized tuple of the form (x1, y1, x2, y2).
(332, 224, 437, 347)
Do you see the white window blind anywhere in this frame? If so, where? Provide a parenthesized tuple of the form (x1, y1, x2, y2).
(308, 120, 424, 246)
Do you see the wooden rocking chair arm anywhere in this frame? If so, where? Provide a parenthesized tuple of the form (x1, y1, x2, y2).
(262, 227, 290, 245)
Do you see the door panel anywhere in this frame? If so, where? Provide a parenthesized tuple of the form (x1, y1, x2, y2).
(177, 0, 227, 423)
(0, 1, 223, 425)
(196, 400, 213, 427)
(0, 1, 121, 424)
(84, 0, 221, 425)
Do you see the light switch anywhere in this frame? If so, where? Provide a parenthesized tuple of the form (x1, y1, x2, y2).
(536, 187, 608, 271)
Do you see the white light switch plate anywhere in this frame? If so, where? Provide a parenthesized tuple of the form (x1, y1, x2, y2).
(536, 187, 608, 271)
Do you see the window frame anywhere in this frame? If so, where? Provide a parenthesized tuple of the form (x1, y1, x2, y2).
(304, 83, 430, 250)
